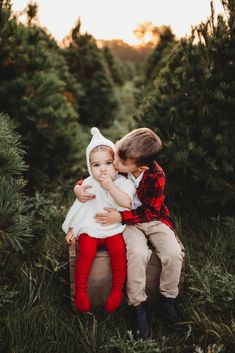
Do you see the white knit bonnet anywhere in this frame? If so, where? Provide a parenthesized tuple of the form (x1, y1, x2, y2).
(86, 127, 115, 176)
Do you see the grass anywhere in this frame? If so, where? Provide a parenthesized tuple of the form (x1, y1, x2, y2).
(0, 192, 234, 353)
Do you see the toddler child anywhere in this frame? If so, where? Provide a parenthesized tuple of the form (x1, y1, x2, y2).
(62, 127, 135, 313)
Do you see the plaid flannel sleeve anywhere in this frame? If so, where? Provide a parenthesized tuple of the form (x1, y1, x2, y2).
(75, 179, 83, 186)
(119, 172, 166, 224)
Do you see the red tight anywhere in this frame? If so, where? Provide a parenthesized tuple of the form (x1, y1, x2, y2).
(75, 233, 127, 313)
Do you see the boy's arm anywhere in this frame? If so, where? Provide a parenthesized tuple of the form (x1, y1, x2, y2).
(120, 172, 167, 224)
(95, 172, 168, 226)
(74, 181, 95, 202)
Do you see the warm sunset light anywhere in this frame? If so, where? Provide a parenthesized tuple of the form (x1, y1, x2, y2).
(1, 0, 234, 349)
(12, 0, 224, 45)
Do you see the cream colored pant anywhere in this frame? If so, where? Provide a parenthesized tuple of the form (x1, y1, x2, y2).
(122, 221, 184, 306)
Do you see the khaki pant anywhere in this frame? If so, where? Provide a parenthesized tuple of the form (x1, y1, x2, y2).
(123, 221, 184, 306)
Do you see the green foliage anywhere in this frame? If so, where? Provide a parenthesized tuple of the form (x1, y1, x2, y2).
(0, 114, 32, 251)
(135, 2, 235, 218)
(0, 176, 32, 250)
(102, 46, 125, 85)
(0, 2, 234, 353)
(0, 285, 19, 309)
(0, 114, 26, 176)
(134, 26, 177, 113)
(144, 26, 177, 86)
(102, 82, 137, 144)
(25, 1, 38, 26)
(184, 217, 235, 319)
(193, 343, 224, 353)
(64, 22, 119, 127)
(177, 215, 235, 352)
(100, 39, 153, 65)
(188, 263, 235, 312)
(0, 3, 82, 189)
(29, 189, 68, 262)
(103, 330, 166, 353)
(1, 190, 234, 352)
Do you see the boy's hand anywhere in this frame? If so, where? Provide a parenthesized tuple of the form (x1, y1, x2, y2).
(65, 229, 75, 244)
(74, 184, 95, 202)
(98, 173, 113, 191)
(95, 208, 122, 225)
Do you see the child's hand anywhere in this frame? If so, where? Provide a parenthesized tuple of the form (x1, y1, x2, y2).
(98, 173, 113, 191)
(74, 184, 95, 202)
(65, 229, 75, 244)
(95, 208, 122, 225)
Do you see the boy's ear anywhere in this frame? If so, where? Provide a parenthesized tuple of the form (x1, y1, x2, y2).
(139, 166, 149, 172)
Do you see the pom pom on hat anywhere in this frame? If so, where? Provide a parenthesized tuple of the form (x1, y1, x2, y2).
(86, 127, 115, 176)
(90, 127, 99, 136)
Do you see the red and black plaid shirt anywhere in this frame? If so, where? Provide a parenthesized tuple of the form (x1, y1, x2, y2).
(120, 162, 175, 231)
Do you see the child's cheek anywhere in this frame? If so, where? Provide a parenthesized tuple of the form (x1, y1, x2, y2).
(108, 168, 116, 179)
(115, 165, 124, 172)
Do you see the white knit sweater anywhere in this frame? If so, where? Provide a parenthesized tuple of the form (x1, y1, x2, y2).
(62, 174, 136, 238)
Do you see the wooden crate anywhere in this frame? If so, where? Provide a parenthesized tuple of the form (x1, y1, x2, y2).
(69, 239, 185, 308)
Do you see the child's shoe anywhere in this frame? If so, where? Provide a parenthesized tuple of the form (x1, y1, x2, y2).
(130, 302, 150, 339)
(159, 294, 178, 324)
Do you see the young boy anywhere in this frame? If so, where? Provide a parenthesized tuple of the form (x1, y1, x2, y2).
(76, 128, 184, 339)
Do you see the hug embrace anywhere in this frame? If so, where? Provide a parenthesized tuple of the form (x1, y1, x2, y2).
(62, 127, 184, 339)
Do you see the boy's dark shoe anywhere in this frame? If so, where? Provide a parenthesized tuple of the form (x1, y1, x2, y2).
(130, 302, 150, 339)
(159, 294, 178, 325)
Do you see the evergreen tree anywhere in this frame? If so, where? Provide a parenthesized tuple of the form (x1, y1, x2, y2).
(64, 20, 119, 127)
(0, 113, 32, 251)
(135, 1, 235, 218)
(144, 26, 176, 86)
(0, 2, 82, 189)
(102, 46, 125, 85)
(101, 38, 152, 65)
(25, 1, 38, 26)
(134, 26, 177, 111)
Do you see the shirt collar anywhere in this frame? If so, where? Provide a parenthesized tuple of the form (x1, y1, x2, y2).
(128, 171, 144, 188)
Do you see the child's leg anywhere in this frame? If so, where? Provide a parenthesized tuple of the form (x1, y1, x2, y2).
(75, 233, 98, 312)
(141, 221, 184, 324)
(142, 221, 184, 298)
(104, 234, 127, 313)
(122, 226, 151, 339)
(122, 225, 152, 306)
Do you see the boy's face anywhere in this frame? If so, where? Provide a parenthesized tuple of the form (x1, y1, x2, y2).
(113, 150, 143, 177)
(90, 150, 116, 181)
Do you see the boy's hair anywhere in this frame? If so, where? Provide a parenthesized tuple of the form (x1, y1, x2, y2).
(118, 128, 163, 166)
(90, 145, 114, 160)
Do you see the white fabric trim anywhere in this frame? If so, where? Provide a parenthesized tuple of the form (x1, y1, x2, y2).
(127, 172, 143, 209)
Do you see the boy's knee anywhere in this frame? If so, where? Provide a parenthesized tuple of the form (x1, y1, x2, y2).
(126, 246, 151, 262)
(163, 247, 184, 264)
